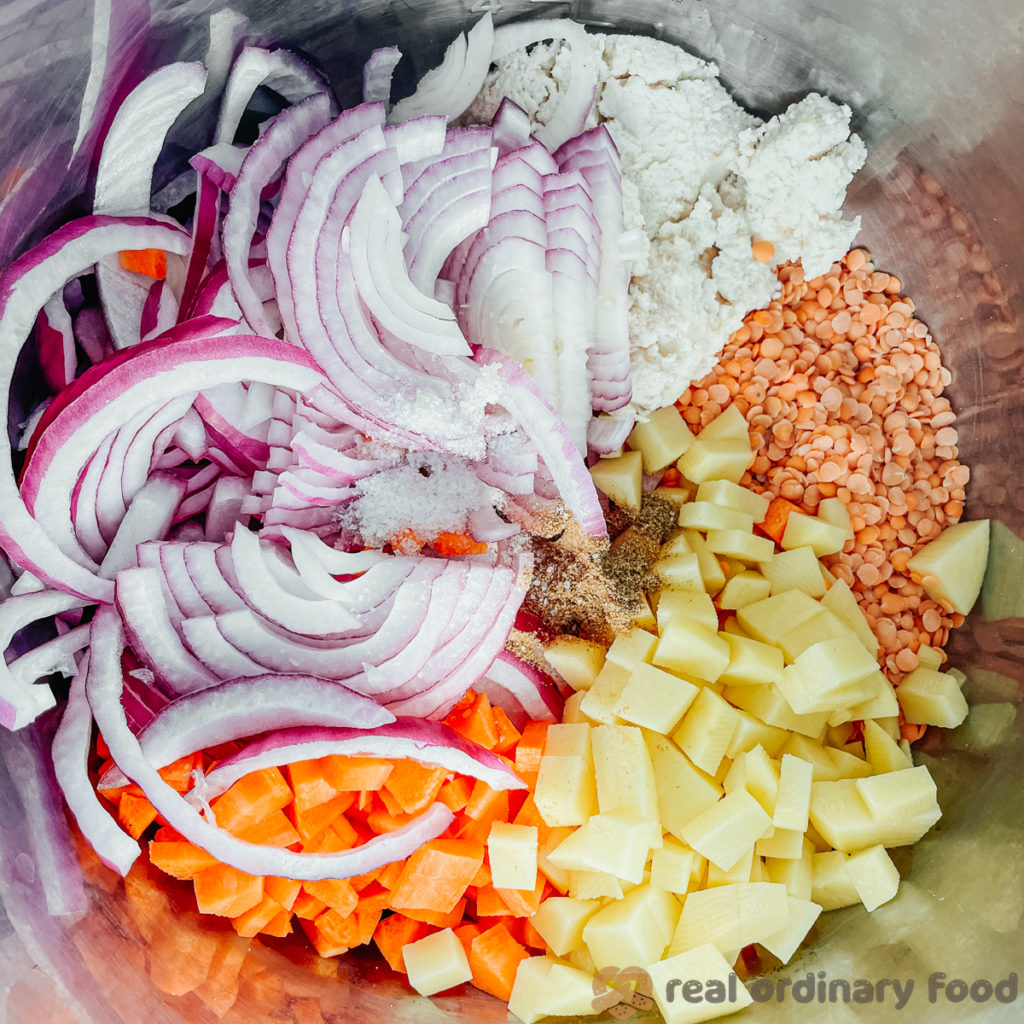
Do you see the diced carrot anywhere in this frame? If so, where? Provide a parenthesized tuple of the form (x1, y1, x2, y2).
(321, 755, 394, 792)
(470, 859, 491, 888)
(376, 858, 406, 891)
(388, 838, 485, 914)
(232, 894, 286, 938)
(446, 689, 477, 717)
(389, 529, 424, 555)
(373, 913, 432, 973)
(303, 877, 359, 916)
(758, 496, 802, 545)
(290, 791, 357, 842)
(445, 691, 500, 750)
(513, 722, 549, 786)
(355, 885, 391, 945)
(473, 884, 515, 918)
(192, 863, 264, 918)
(117, 791, 158, 839)
(210, 767, 293, 834)
(119, 248, 167, 279)
(432, 532, 488, 557)
(468, 923, 530, 1002)
(518, 916, 547, 951)
(493, 874, 547, 918)
(301, 906, 361, 957)
(286, 759, 339, 813)
(149, 840, 220, 880)
(292, 889, 330, 920)
(377, 781, 407, 818)
(454, 921, 485, 958)
(399, 896, 467, 929)
(264, 876, 302, 912)
(158, 752, 201, 793)
(437, 776, 474, 813)
(384, 759, 450, 815)
(366, 801, 419, 835)
(457, 780, 509, 842)
(491, 706, 522, 755)
(261, 909, 294, 938)
(233, 809, 302, 848)
(300, 817, 359, 854)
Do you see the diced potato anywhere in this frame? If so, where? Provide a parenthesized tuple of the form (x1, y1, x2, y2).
(508, 956, 599, 1024)
(780, 635, 881, 714)
(672, 688, 741, 775)
(628, 406, 697, 471)
(829, 745, 872, 779)
(605, 627, 658, 670)
(647, 943, 754, 1024)
(855, 766, 941, 840)
(811, 850, 859, 910)
(727, 745, 778, 815)
(659, 530, 694, 557)
(651, 838, 698, 895)
(829, 670, 899, 725)
(775, 608, 852, 662)
(544, 636, 606, 691)
(704, 528, 775, 563)
(781, 734, 842, 780)
(655, 620, 731, 683)
(546, 811, 658, 883)
(534, 754, 597, 827)
(717, 632, 785, 687)
(820, 578, 880, 655)
(758, 896, 823, 964)
(736, 590, 822, 645)
(916, 645, 944, 671)
(680, 790, 773, 872)
(862, 719, 913, 773)
(816, 496, 855, 540)
(567, 869, 623, 900)
(403, 927, 473, 996)
(669, 881, 789, 957)
(537, 825, 574, 893)
(698, 404, 751, 443)
(754, 826, 805, 860)
(652, 485, 693, 508)
(780, 510, 849, 556)
(696, 479, 771, 521)
(654, 551, 705, 591)
(723, 684, 829, 740)
(614, 662, 700, 734)
(583, 883, 680, 968)
(906, 518, 990, 615)
(764, 838, 815, 900)
(808, 779, 879, 852)
(531, 897, 601, 957)
(717, 570, 772, 610)
(589, 450, 643, 510)
(566, 946, 597, 976)
(544, 723, 592, 758)
(678, 501, 755, 533)
(633, 592, 659, 632)
(591, 724, 659, 818)
(724, 709, 790, 759)
(897, 666, 970, 728)
(847, 844, 900, 911)
(705, 843, 756, 887)
(561, 690, 595, 725)
(773, 753, 814, 831)
(578, 661, 630, 725)
(646, 732, 724, 839)
(760, 546, 827, 597)
(677, 439, 753, 485)
(488, 822, 539, 890)
(656, 589, 719, 633)
(681, 529, 728, 595)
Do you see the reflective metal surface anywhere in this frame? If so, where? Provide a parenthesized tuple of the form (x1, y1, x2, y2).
(1, 2, 1022, 1022)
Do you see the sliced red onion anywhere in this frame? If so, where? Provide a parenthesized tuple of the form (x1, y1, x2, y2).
(363, 45, 402, 105)
(478, 650, 562, 728)
(6, 625, 91, 703)
(223, 94, 332, 337)
(98, 472, 188, 578)
(468, 504, 520, 543)
(177, 173, 221, 321)
(491, 20, 598, 151)
(189, 143, 247, 193)
(52, 654, 140, 875)
(204, 476, 250, 542)
(587, 413, 636, 455)
(99, 672, 395, 790)
(198, 716, 525, 803)
(386, 115, 448, 174)
(388, 12, 494, 124)
(86, 606, 453, 880)
(492, 97, 532, 156)
(37, 293, 76, 392)
(178, 615, 266, 679)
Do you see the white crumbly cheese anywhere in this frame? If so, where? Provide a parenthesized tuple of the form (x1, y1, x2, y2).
(463, 33, 866, 417)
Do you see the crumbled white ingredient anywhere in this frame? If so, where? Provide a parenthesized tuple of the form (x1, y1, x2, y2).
(343, 452, 502, 547)
(463, 32, 865, 417)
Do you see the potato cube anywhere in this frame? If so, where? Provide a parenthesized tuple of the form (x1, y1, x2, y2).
(655, 620, 731, 684)
(652, 485, 693, 508)
(760, 546, 827, 597)
(862, 719, 913, 774)
(654, 551, 705, 591)
(754, 826, 805, 860)
(847, 843, 900, 911)
(808, 779, 878, 852)
(830, 670, 899, 725)
(651, 837, 698, 895)
(681, 790, 773, 871)
(508, 956, 598, 1024)
(590, 450, 643, 510)
(828, 746, 872, 779)
(583, 883, 680, 969)
(916, 645, 944, 671)
(775, 608, 852, 662)
(656, 589, 719, 633)
(681, 529, 728, 594)
(780, 510, 849, 556)
(764, 837, 814, 898)
(722, 684, 829, 740)
(534, 754, 597, 827)
(697, 404, 751, 444)
(647, 944, 753, 1024)
(696, 479, 771, 520)
(605, 627, 658, 670)
(646, 732, 723, 839)
(543, 637, 606, 691)
(488, 822, 538, 890)
(704, 528, 775, 563)
(530, 897, 601, 957)
(567, 869, 623, 900)
(628, 406, 696, 471)
(811, 850, 859, 910)
(773, 753, 814, 831)
(855, 766, 941, 843)
(544, 723, 592, 758)
(633, 592, 659, 632)
(403, 927, 472, 996)
(897, 666, 970, 728)
(725, 709, 790, 759)
(669, 881, 789, 957)
(546, 810, 659, 883)
(724, 744, 778, 815)
(678, 501, 755, 533)
(758, 896, 822, 964)
(677, 439, 753, 485)
(717, 570, 772, 610)
(704, 844, 755, 887)
(560, 690, 595, 726)
(537, 825, 574, 892)
(614, 662, 700, 734)
(591, 724, 659, 818)
(736, 590, 822, 645)
(906, 518, 990, 615)
(578, 661, 630, 725)
(820, 578, 880, 655)
(816, 496, 855, 539)
(717, 632, 785, 687)
(672, 688, 741, 775)
(780, 635, 880, 714)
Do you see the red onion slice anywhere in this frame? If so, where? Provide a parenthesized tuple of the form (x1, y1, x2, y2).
(99, 472, 188, 578)
(86, 606, 453, 880)
(478, 651, 562, 728)
(363, 45, 402, 105)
